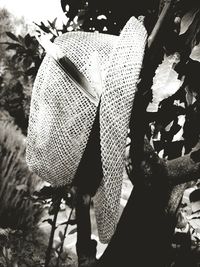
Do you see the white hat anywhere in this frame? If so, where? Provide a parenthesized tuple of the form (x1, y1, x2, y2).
(26, 16, 147, 243)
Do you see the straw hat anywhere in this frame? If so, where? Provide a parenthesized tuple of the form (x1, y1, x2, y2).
(26, 16, 147, 243)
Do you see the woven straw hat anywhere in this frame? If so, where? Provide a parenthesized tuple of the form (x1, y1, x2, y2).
(27, 16, 147, 243)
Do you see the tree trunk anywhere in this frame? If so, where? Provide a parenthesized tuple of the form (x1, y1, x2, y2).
(96, 139, 200, 267)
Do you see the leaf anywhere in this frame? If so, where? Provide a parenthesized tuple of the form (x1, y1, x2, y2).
(179, 10, 200, 56)
(25, 67, 37, 77)
(48, 18, 57, 29)
(182, 59, 200, 93)
(185, 90, 194, 106)
(176, 211, 188, 229)
(49, 196, 62, 215)
(34, 185, 53, 199)
(68, 219, 77, 225)
(59, 219, 77, 226)
(24, 34, 33, 48)
(23, 57, 32, 69)
(49, 203, 57, 215)
(180, 9, 198, 35)
(5, 43, 22, 50)
(58, 230, 64, 241)
(147, 54, 183, 112)
(12, 54, 20, 62)
(68, 227, 77, 235)
(42, 218, 53, 226)
(18, 35, 25, 45)
(6, 32, 19, 42)
(38, 22, 51, 33)
(190, 43, 200, 61)
(55, 242, 61, 251)
(0, 228, 10, 245)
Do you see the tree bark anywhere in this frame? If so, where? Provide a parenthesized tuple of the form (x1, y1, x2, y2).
(96, 139, 200, 267)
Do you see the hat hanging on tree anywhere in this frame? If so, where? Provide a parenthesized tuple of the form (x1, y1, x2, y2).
(26, 16, 147, 243)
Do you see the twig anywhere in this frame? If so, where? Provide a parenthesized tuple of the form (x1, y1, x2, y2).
(45, 196, 61, 267)
(148, 0, 175, 48)
(55, 207, 74, 267)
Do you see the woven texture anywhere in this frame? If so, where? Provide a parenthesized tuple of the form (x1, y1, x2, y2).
(27, 31, 115, 186)
(94, 17, 147, 242)
(26, 17, 147, 243)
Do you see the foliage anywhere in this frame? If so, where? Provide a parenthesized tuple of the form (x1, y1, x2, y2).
(34, 15, 84, 41)
(146, 5, 200, 159)
(3, 32, 44, 78)
(0, 8, 44, 134)
(0, 228, 12, 267)
(0, 118, 43, 231)
(60, 0, 159, 34)
(0, 79, 29, 134)
(0, 227, 77, 267)
(34, 185, 77, 267)
(0, 118, 48, 265)
(0, 8, 16, 58)
(0, 8, 80, 267)
(0, 30, 44, 134)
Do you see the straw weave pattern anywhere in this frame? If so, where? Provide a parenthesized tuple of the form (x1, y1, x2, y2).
(94, 17, 147, 243)
(26, 17, 147, 243)
(27, 32, 114, 186)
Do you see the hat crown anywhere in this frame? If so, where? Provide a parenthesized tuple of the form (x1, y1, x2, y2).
(26, 16, 147, 243)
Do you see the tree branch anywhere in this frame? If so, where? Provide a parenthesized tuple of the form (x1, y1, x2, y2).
(167, 153, 200, 185)
(96, 139, 200, 267)
(142, 137, 200, 187)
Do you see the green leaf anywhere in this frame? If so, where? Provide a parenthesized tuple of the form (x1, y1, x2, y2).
(6, 32, 19, 42)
